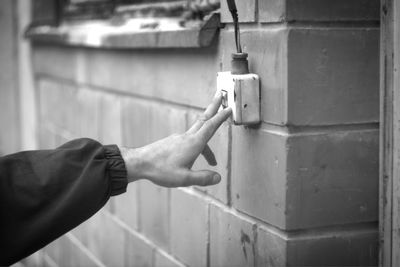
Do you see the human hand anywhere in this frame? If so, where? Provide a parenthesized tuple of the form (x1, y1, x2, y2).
(120, 93, 232, 187)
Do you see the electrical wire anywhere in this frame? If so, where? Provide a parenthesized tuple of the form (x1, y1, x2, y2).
(226, 0, 242, 53)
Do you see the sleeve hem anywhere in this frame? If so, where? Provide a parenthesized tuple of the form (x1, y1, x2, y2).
(103, 145, 128, 196)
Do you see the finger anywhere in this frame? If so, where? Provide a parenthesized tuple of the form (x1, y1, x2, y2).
(180, 170, 221, 187)
(201, 144, 217, 166)
(197, 107, 232, 143)
(187, 92, 222, 134)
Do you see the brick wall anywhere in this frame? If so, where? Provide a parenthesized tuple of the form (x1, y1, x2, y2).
(21, 0, 380, 266)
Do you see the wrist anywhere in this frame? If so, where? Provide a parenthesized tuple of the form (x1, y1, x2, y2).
(119, 147, 147, 183)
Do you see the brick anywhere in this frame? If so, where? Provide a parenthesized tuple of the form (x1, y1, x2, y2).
(170, 189, 208, 267)
(209, 204, 256, 267)
(232, 127, 379, 230)
(285, 129, 379, 229)
(220, 28, 289, 125)
(86, 49, 220, 109)
(72, 218, 154, 267)
(121, 98, 187, 147)
(256, 227, 286, 267)
(287, 231, 378, 266)
(286, 28, 379, 125)
(138, 180, 170, 250)
(188, 111, 230, 203)
(231, 127, 288, 228)
(154, 251, 186, 267)
(98, 93, 122, 145)
(43, 236, 70, 266)
(220, 0, 256, 23)
(121, 98, 151, 148)
(256, 225, 378, 266)
(221, 27, 379, 126)
(38, 79, 80, 132)
(258, 0, 286, 23)
(32, 44, 86, 83)
(76, 88, 101, 139)
(43, 253, 58, 267)
(259, 0, 380, 23)
(33, 44, 221, 109)
(74, 211, 125, 267)
(147, 104, 187, 142)
(125, 231, 154, 267)
(111, 183, 139, 230)
(44, 234, 104, 267)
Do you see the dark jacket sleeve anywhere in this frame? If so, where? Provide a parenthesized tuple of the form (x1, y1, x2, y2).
(0, 138, 127, 265)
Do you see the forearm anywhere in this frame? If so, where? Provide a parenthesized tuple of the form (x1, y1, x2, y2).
(0, 138, 127, 265)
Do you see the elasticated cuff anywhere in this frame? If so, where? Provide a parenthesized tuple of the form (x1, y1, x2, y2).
(103, 145, 128, 196)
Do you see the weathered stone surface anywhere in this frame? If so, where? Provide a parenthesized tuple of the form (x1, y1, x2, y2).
(170, 189, 208, 267)
(232, 127, 378, 230)
(220, 0, 256, 23)
(210, 204, 257, 267)
(259, 0, 380, 22)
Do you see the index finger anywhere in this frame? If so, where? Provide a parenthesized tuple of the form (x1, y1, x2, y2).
(187, 92, 223, 134)
(196, 107, 232, 143)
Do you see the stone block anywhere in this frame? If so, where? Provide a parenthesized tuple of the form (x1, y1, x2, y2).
(98, 93, 122, 145)
(125, 230, 154, 267)
(232, 127, 379, 230)
(147, 103, 187, 142)
(259, 0, 380, 22)
(220, 28, 289, 125)
(220, 0, 256, 23)
(76, 211, 125, 267)
(75, 88, 101, 139)
(170, 189, 208, 267)
(33, 44, 221, 109)
(286, 28, 379, 125)
(209, 204, 257, 267)
(38, 79, 79, 132)
(111, 183, 139, 231)
(256, 225, 378, 266)
(256, 226, 286, 267)
(121, 98, 187, 147)
(32, 44, 84, 82)
(231, 126, 288, 228)
(44, 234, 103, 267)
(285, 129, 379, 229)
(138, 180, 170, 250)
(121, 98, 151, 148)
(154, 251, 186, 267)
(83, 48, 220, 109)
(221, 27, 379, 126)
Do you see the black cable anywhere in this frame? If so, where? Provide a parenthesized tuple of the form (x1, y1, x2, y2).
(226, 0, 242, 53)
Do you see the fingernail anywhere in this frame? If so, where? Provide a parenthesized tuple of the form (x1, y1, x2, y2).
(213, 174, 221, 184)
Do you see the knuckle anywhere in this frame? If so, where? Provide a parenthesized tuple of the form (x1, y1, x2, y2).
(184, 133, 197, 143)
(198, 115, 207, 122)
(204, 120, 216, 131)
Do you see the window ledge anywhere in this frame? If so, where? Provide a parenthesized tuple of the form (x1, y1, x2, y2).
(26, 13, 220, 49)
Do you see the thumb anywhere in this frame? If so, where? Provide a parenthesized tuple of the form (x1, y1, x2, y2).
(180, 170, 221, 187)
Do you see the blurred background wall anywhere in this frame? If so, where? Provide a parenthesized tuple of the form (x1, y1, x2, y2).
(1, 0, 381, 266)
(0, 0, 36, 156)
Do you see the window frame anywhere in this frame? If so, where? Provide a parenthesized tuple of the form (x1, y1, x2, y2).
(28, 0, 221, 49)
